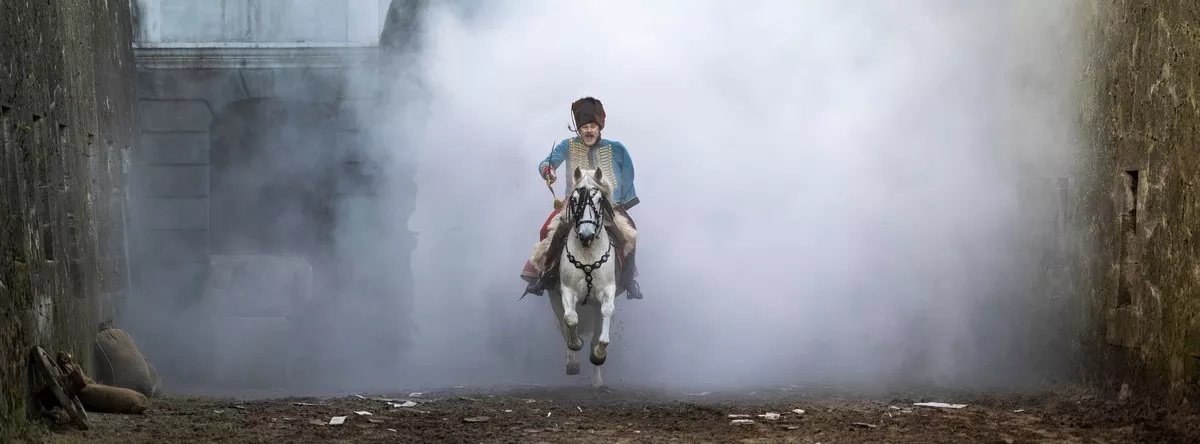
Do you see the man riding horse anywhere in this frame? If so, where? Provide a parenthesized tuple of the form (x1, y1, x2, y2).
(521, 96, 644, 300)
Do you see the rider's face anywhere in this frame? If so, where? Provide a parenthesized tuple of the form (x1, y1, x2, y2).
(578, 123, 600, 146)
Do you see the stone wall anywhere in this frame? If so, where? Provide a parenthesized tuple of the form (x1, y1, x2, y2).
(125, 0, 421, 391)
(0, 0, 137, 437)
(1076, 0, 1200, 398)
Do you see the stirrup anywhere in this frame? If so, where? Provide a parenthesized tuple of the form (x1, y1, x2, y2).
(624, 280, 643, 300)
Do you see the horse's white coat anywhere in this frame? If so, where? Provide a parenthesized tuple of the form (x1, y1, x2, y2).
(547, 168, 620, 388)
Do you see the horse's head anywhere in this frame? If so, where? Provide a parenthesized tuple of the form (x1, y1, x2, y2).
(568, 167, 614, 247)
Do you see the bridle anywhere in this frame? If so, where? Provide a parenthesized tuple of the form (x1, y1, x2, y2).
(564, 183, 613, 306)
(568, 186, 604, 237)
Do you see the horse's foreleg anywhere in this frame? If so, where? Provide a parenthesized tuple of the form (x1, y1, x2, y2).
(549, 291, 580, 375)
(590, 284, 617, 368)
(561, 287, 583, 352)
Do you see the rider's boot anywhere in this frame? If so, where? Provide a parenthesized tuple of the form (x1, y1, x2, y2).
(524, 268, 556, 296)
(622, 250, 644, 300)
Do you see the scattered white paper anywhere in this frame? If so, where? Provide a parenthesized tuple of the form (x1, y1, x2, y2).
(792, 409, 806, 415)
(409, 392, 424, 397)
(728, 414, 751, 418)
(329, 416, 347, 425)
(504, 409, 513, 413)
(913, 402, 967, 409)
(759, 413, 781, 420)
(731, 419, 755, 425)
(389, 401, 418, 408)
(354, 411, 372, 416)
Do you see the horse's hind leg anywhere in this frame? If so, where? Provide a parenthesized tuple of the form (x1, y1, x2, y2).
(549, 291, 580, 375)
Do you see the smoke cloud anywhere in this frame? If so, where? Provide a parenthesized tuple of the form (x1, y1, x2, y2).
(386, 0, 1089, 391)
(130, 0, 1089, 396)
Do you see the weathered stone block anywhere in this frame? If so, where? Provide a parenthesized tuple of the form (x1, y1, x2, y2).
(134, 261, 209, 303)
(141, 165, 209, 197)
(244, 68, 344, 102)
(1186, 318, 1200, 358)
(139, 100, 212, 131)
(136, 229, 209, 263)
(139, 132, 209, 165)
(141, 197, 208, 230)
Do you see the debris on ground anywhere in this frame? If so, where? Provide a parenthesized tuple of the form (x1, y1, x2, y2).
(914, 402, 967, 409)
(759, 412, 781, 420)
(731, 419, 755, 425)
(329, 416, 347, 425)
(369, 397, 404, 403)
(354, 411, 372, 416)
(792, 408, 806, 415)
(853, 422, 878, 428)
(38, 388, 1200, 442)
(463, 416, 490, 423)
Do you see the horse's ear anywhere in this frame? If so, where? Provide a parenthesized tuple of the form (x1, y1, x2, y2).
(593, 168, 603, 182)
(573, 167, 582, 182)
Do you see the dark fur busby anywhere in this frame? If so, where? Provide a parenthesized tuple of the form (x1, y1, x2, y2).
(571, 97, 606, 130)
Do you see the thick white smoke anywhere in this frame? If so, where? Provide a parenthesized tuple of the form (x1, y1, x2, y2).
(383, 0, 1086, 391)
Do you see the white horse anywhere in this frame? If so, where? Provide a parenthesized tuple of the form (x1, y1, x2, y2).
(545, 167, 624, 387)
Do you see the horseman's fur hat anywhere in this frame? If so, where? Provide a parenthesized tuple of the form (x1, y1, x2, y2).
(571, 97, 606, 130)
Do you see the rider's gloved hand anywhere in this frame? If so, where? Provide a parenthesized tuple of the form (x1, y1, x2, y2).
(543, 167, 557, 184)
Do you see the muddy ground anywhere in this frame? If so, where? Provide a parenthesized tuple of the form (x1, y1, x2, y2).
(29, 384, 1200, 443)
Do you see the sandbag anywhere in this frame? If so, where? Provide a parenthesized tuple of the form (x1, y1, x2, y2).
(78, 384, 149, 414)
(94, 322, 160, 397)
(61, 351, 149, 414)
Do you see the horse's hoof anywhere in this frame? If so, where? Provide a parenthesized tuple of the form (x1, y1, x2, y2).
(566, 363, 581, 375)
(589, 352, 606, 366)
(568, 336, 583, 351)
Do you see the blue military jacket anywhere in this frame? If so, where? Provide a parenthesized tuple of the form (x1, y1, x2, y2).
(538, 137, 639, 209)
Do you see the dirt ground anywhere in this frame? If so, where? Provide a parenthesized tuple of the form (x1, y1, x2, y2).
(28, 384, 1200, 443)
